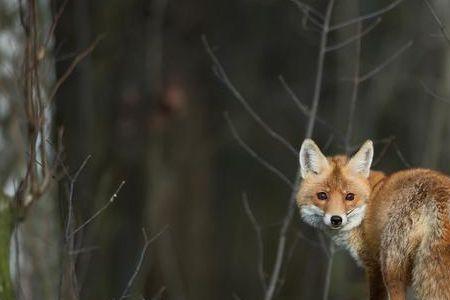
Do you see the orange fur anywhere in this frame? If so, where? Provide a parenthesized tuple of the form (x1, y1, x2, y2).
(297, 140, 450, 300)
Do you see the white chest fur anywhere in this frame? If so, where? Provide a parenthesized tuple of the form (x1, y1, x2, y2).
(330, 230, 363, 266)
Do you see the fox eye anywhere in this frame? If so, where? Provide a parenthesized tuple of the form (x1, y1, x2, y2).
(345, 193, 355, 201)
(317, 192, 328, 200)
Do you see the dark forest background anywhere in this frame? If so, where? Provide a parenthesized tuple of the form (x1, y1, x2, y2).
(0, 0, 449, 299)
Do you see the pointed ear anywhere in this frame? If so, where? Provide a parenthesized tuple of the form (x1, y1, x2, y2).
(299, 139, 330, 179)
(346, 140, 374, 178)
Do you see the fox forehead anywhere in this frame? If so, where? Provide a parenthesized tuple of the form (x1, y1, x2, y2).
(297, 155, 371, 204)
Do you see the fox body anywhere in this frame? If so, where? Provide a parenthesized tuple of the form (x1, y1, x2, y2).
(297, 139, 450, 300)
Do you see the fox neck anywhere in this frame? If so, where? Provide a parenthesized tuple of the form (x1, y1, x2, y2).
(329, 223, 365, 266)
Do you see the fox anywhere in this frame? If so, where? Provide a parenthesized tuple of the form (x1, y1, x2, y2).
(296, 139, 450, 300)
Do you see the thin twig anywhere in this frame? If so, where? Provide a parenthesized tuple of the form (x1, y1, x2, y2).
(65, 155, 92, 239)
(290, 0, 324, 20)
(274, 234, 300, 296)
(359, 41, 412, 83)
(421, 81, 450, 104)
(372, 136, 395, 166)
(326, 18, 381, 52)
(203, 36, 298, 156)
(322, 243, 335, 300)
(279, 76, 344, 141)
(242, 193, 266, 291)
(323, 134, 334, 151)
(263, 185, 298, 300)
(72, 155, 92, 182)
(49, 34, 105, 102)
(345, 20, 362, 153)
(44, 0, 70, 47)
(151, 287, 166, 300)
(423, 0, 450, 46)
(225, 113, 294, 188)
(232, 293, 243, 300)
(360, 136, 411, 168)
(345, 137, 396, 153)
(68, 246, 100, 256)
(305, 0, 334, 139)
(317, 231, 331, 258)
(278, 76, 309, 115)
(58, 154, 93, 300)
(393, 141, 411, 168)
(119, 227, 168, 300)
(295, 230, 324, 250)
(329, 0, 405, 31)
(292, 2, 324, 30)
(70, 180, 126, 237)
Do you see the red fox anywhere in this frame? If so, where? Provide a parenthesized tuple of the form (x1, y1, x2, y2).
(297, 139, 450, 300)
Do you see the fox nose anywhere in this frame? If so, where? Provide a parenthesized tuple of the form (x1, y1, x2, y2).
(330, 215, 342, 227)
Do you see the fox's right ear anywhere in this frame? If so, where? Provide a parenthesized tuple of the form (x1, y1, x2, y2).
(299, 139, 330, 179)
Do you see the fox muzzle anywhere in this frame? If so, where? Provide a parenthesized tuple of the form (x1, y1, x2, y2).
(323, 213, 348, 229)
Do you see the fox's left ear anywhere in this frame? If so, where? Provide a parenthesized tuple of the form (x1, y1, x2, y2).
(346, 140, 373, 178)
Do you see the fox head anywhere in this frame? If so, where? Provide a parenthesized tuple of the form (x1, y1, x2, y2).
(297, 139, 373, 231)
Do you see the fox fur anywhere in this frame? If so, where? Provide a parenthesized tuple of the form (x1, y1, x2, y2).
(296, 139, 450, 300)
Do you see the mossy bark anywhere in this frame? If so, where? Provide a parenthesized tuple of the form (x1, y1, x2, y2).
(0, 196, 14, 300)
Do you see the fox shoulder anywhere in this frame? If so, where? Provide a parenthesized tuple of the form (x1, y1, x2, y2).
(368, 170, 386, 189)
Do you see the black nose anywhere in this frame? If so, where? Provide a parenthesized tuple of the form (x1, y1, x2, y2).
(330, 216, 342, 226)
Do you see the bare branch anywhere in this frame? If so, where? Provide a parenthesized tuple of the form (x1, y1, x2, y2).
(71, 155, 92, 183)
(329, 0, 405, 31)
(119, 227, 168, 300)
(359, 41, 412, 83)
(295, 230, 324, 250)
(372, 136, 395, 166)
(151, 287, 166, 300)
(203, 36, 298, 156)
(58, 154, 94, 300)
(326, 18, 381, 52)
(421, 81, 450, 104)
(225, 113, 294, 188)
(393, 141, 411, 168)
(317, 231, 331, 258)
(49, 34, 105, 103)
(242, 193, 266, 291)
(293, 2, 324, 31)
(63, 155, 93, 242)
(279, 76, 345, 142)
(351, 136, 411, 168)
(322, 243, 335, 300)
(68, 246, 100, 256)
(70, 180, 126, 237)
(44, 0, 70, 47)
(305, 0, 335, 139)
(345, 137, 395, 153)
(345, 20, 362, 153)
(323, 134, 334, 151)
(423, 0, 450, 46)
(290, 0, 324, 20)
(232, 293, 243, 300)
(263, 189, 298, 300)
(278, 76, 309, 115)
(274, 233, 300, 297)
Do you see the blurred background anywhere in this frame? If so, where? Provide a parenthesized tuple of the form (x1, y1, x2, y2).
(0, 0, 449, 299)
